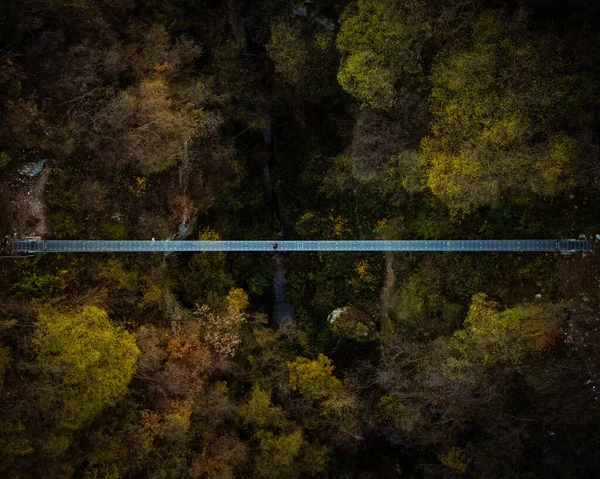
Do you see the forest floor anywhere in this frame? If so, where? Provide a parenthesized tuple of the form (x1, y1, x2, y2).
(557, 242, 600, 301)
(3, 166, 50, 238)
(379, 251, 396, 322)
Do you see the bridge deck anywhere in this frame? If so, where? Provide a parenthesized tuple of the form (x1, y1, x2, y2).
(10, 239, 590, 253)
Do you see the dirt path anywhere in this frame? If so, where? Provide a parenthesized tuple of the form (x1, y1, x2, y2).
(380, 251, 396, 322)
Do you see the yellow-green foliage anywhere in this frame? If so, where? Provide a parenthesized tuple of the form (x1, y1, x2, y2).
(10, 272, 64, 298)
(295, 212, 319, 239)
(138, 282, 163, 310)
(161, 401, 192, 442)
(267, 22, 336, 99)
(0, 420, 33, 459)
(138, 265, 171, 310)
(420, 10, 579, 211)
(453, 293, 563, 364)
(538, 134, 578, 192)
(337, 50, 395, 110)
(267, 23, 311, 85)
(34, 306, 139, 429)
(295, 211, 353, 242)
(42, 433, 71, 455)
(391, 267, 463, 339)
(199, 227, 221, 242)
(129, 176, 147, 196)
(348, 259, 378, 293)
(227, 287, 249, 311)
(336, 0, 430, 109)
(254, 429, 304, 478)
(0, 151, 11, 169)
(253, 429, 328, 479)
(439, 446, 468, 473)
(421, 137, 499, 211)
(288, 354, 342, 399)
(95, 257, 138, 291)
(379, 393, 423, 434)
(240, 386, 289, 430)
(97, 219, 128, 240)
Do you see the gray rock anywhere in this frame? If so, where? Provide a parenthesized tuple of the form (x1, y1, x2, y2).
(19, 159, 46, 177)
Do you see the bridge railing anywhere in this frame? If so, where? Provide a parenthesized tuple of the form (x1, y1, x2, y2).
(9, 239, 590, 254)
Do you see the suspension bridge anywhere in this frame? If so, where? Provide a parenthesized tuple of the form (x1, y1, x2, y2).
(6, 238, 590, 254)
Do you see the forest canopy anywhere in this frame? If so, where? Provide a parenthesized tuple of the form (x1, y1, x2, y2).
(0, 0, 599, 477)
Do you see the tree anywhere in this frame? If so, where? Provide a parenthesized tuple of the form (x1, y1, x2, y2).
(389, 262, 464, 340)
(452, 293, 564, 365)
(336, 0, 430, 109)
(226, 287, 249, 312)
(180, 228, 232, 306)
(338, 50, 396, 110)
(0, 346, 9, 393)
(438, 447, 468, 473)
(47, 23, 203, 175)
(328, 306, 376, 341)
(288, 354, 342, 399)
(253, 429, 303, 479)
(420, 10, 582, 211)
(266, 21, 337, 100)
(33, 306, 139, 430)
(240, 386, 289, 430)
(102, 76, 197, 174)
(0, 58, 49, 156)
(347, 109, 417, 181)
(195, 304, 246, 359)
(190, 435, 247, 479)
(253, 429, 329, 479)
(148, 325, 211, 408)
